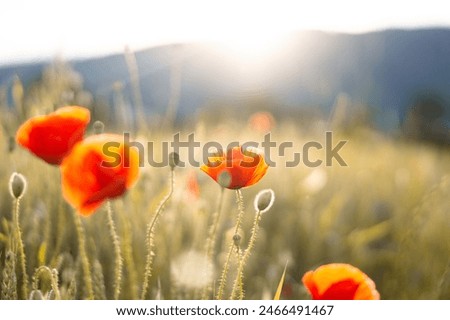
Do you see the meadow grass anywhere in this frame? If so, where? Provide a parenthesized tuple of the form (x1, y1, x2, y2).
(0, 72, 449, 300)
(1, 119, 449, 299)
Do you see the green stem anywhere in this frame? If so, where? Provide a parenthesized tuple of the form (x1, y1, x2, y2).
(121, 212, 139, 299)
(205, 187, 225, 262)
(50, 268, 61, 300)
(230, 242, 244, 299)
(13, 198, 28, 299)
(73, 212, 94, 299)
(216, 189, 245, 300)
(106, 201, 123, 300)
(141, 169, 174, 299)
(33, 266, 61, 300)
(230, 210, 262, 300)
(201, 187, 225, 299)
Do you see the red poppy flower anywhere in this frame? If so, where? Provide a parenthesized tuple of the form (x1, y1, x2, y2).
(186, 171, 200, 200)
(302, 263, 380, 300)
(60, 134, 139, 216)
(200, 146, 268, 189)
(248, 111, 275, 133)
(16, 106, 90, 165)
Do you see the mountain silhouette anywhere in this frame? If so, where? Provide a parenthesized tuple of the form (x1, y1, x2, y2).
(1, 29, 450, 133)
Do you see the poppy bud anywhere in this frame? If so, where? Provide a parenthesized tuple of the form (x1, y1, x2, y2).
(46, 289, 55, 300)
(254, 189, 275, 213)
(29, 290, 44, 300)
(93, 120, 105, 134)
(217, 171, 232, 189)
(169, 152, 180, 169)
(233, 234, 241, 247)
(8, 136, 15, 153)
(9, 172, 27, 199)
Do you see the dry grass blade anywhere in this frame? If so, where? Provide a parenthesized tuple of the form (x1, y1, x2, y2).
(273, 261, 288, 300)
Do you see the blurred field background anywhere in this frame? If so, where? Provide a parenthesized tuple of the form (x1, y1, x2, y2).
(1, 23, 450, 300)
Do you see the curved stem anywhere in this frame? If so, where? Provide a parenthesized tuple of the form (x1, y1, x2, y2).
(234, 190, 245, 235)
(106, 201, 123, 300)
(201, 187, 225, 299)
(230, 242, 244, 299)
(73, 212, 94, 299)
(216, 189, 245, 300)
(121, 212, 139, 299)
(32, 266, 61, 300)
(230, 210, 262, 299)
(13, 198, 28, 299)
(141, 169, 174, 299)
(205, 187, 225, 261)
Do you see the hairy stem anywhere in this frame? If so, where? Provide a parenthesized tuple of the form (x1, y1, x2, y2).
(201, 187, 225, 299)
(230, 210, 262, 299)
(216, 189, 245, 300)
(33, 266, 61, 300)
(13, 198, 28, 299)
(73, 212, 94, 299)
(106, 201, 123, 300)
(141, 169, 174, 299)
(205, 187, 225, 262)
(121, 212, 139, 299)
(230, 242, 244, 299)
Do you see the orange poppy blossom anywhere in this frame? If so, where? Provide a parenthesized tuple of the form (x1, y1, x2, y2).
(60, 134, 139, 216)
(186, 170, 201, 200)
(200, 146, 268, 189)
(248, 111, 275, 133)
(302, 263, 380, 300)
(16, 106, 90, 165)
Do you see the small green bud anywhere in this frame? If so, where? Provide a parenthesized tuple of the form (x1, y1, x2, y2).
(169, 152, 180, 169)
(9, 172, 27, 199)
(93, 120, 105, 134)
(254, 189, 275, 213)
(233, 234, 241, 247)
(8, 136, 16, 153)
(217, 171, 232, 189)
(29, 290, 44, 300)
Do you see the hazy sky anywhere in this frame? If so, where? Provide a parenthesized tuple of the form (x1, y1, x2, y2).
(1, 0, 449, 64)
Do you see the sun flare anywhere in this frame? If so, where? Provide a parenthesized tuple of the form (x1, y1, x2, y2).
(216, 29, 290, 64)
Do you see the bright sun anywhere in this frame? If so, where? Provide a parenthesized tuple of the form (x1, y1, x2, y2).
(186, 3, 297, 67)
(215, 29, 290, 64)
(2, 0, 446, 64)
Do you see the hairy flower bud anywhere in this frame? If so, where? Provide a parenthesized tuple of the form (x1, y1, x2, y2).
(254, 189, 275, 213)
(233, 234, 241, 247)
(217, 171, 232, 189)
(9, 172, 27, 199)
(169, 152, 180, 169)
(29, 290, 44, 300)
(8, 136, 16, 153)
(93, 120, 105, 134)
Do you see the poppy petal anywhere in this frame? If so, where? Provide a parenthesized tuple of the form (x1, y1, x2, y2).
(61, 134, 139, 216)
(201, 146, 268, 189)
(16, 106, 90, 165)
(302, 263, 380, 300)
